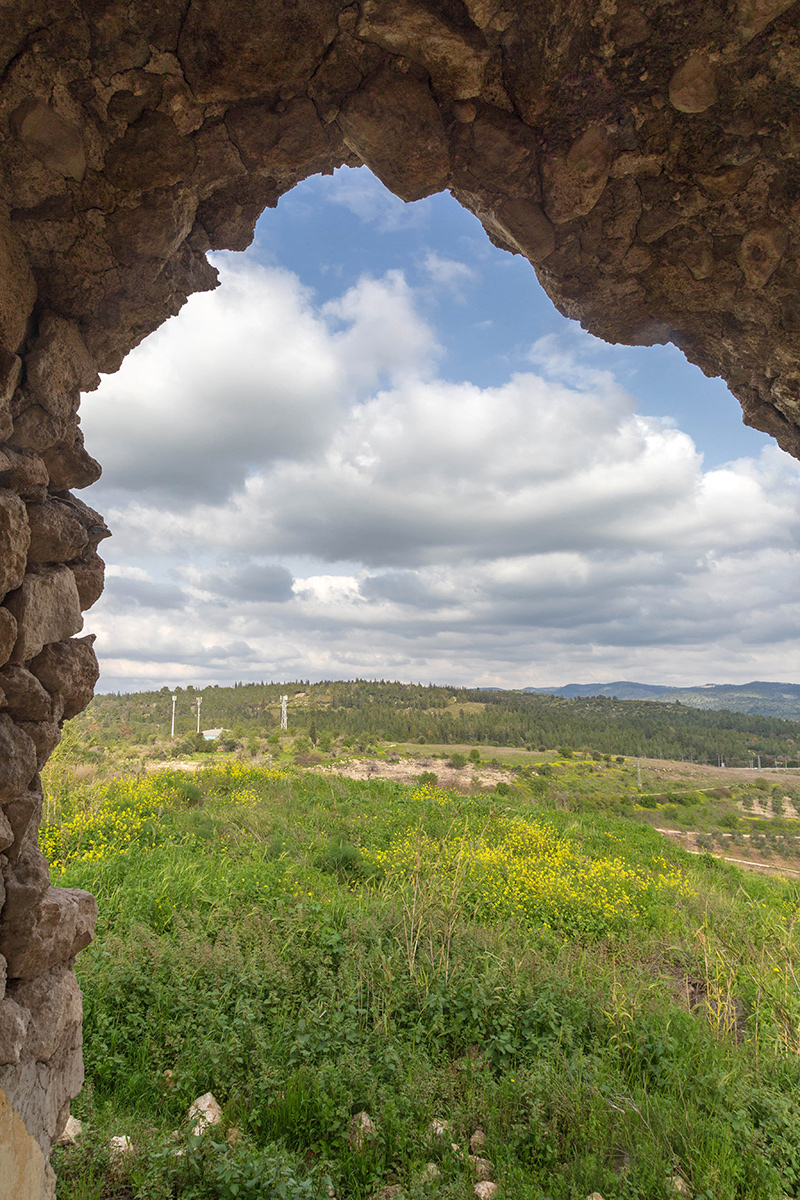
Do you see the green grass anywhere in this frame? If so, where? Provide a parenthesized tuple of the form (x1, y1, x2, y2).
(43, 757, 800, 1200)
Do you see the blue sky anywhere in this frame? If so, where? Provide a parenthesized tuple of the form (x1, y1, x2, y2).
(78, 167, 800, 693)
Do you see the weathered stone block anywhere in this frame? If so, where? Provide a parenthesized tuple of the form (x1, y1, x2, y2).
(62, 495, 110, 549)
(9, 969, 82, 1064)
(25, 314, 99, 404)
(0, 490, 30, 598)
(0, 451, 49, 504)
(0, 1084, 47, 1199)
(0, 714, 38, 804)
(0, 610, 18, 670)
(0, 999, 31, 1066)
(10, 99, 87, 181)
(0, 841, 50, 934)
(68, 550, 105, 612)
(18, 722, 61, 771)
(23, 315, 99, 430)
(10, 405, 67, 455)
(30, 636, 98, 721)
(178, 0, 339, 103)
(0, 667, 53, 722)
(338, 66, 450, 202)
(5, 568, 83, 664)
(0, 346, 22, 438)
(41, 428, 101, 492)
(0, 213, 36, 353)
(26, 501, 88, 565)
(1, 887, 97, 980)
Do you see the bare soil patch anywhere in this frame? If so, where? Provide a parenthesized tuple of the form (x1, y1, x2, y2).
(313, 756, 515, 790)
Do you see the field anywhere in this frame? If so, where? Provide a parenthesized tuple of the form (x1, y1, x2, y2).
(43, 744, 800, 1200)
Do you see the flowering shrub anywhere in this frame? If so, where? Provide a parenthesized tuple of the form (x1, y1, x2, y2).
(363, 815, 688, 939)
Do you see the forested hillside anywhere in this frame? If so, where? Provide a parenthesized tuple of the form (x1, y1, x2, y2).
(80, 680, 800, 767)
(529, 679, 800, 718)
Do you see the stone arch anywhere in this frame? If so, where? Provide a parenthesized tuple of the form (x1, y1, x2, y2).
(0, 0, 799, 1191)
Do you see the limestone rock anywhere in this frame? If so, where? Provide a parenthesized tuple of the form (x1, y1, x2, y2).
(370, 1187, 404, 1200)
(0, 451, 49, 504)
(0, 489, 30, 597)
(1, 886, 97, 980)
(0, 998, 31, 1065)
(0, 841, 51, 933)
(24, 314, 100, 422)
(57, 1114, 82, 1145)
(473, 1183, 498, 1200)
(5, 568, 83, 664)
(18, 720, 62, 771)
(349, 1110, 377, 1150)
(0, 714, 38, 803)
(469, 1129, 487, 1153)
(471, 1156, 493, 1181)
(737, 0, 796, 41)
(478, 196, 555, 263)
(669, 55, 718, 114)
(68, 550, 106, 612)
(0, 666, 53, 722)
(30, 636, 99, 721)
(0, 213, 36, 352)
(338, 66, 450, 202)
(0, 810, 14, 855)
(10, 405, 68, 456)
(41, 428, 101, 492)
(668, 1178, 691, 1197)
(178, 0, 339, 103)
(9, 968, 83, 1064)
(356, 0, 490, 99)
(429, 1117, 451, 1138)
(737, 226, 788, 289)
(60, 496, 110, 550)
(10, 100, 87, 182)
(542, 125, 613, 224)
(0, 608, 18, 669)
(109, 1134, 134, 1166)
(188, 1091, 223, 1135)
(0, 345, 22, 423)
(26, 501, 88, 565)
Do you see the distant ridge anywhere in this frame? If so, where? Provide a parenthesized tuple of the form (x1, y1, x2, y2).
(523, 680, 800, 720)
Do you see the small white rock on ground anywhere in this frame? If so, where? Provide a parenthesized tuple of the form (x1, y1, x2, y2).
(429, 1117, 451, 1138)
(470, 1156, 493, 1181)
(349, 1110, 377, 1150)
(469, 1128, 487, 1153)
(109, 1135, 134, 1166)
(188, 1091, 223, 1136)
(58, 1115, 82, 1146)
(474, 1183, 498, 1200)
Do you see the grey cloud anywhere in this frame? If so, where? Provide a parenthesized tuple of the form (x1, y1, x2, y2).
(199, 562, 295, 603)
(103, 577, 188, 610)
(359, 571, 442, 608)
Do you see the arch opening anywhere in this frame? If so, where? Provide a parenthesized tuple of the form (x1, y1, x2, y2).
(0, 0, 799, 1190)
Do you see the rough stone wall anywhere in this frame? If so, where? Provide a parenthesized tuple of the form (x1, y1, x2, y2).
(0, 0, 799, 1193)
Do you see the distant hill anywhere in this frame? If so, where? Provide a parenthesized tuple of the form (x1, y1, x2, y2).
(524, 681, 800, 720)
(79, 678, 800, 767)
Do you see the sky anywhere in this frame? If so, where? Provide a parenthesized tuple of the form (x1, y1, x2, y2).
(77, 166, 800, 694)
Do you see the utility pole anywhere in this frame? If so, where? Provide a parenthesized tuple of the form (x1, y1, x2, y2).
(280, 695, 288, 731)
(196, 694, 202, 735)
(171, 692, 177, 739)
